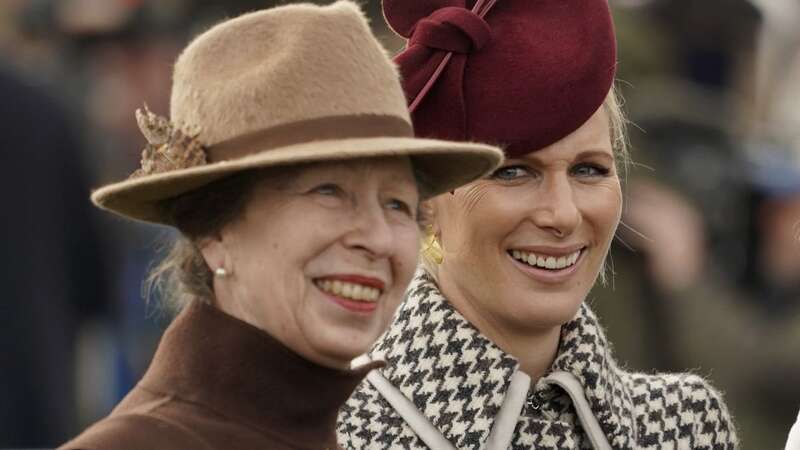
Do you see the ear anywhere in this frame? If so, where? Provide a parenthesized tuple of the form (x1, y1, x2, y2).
(198, 233, 229, 273)
(419, 199, 439, 235)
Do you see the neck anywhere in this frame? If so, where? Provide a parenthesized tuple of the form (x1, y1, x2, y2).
(501, 326, 560, 380)
(437, 273, 561, 381)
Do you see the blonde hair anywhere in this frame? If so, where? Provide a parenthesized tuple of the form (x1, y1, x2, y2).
(421, 86, 630, 280)
(605, 84, 632, 177)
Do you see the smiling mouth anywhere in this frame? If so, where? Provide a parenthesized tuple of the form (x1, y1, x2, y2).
(313, 278, 383, 303)
(508, 249, 584, 270)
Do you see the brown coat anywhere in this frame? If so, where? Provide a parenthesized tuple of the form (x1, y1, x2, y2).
(60, 301, 377, 450)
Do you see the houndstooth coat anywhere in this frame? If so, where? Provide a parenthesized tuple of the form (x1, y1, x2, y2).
(337, 270, 738, 449)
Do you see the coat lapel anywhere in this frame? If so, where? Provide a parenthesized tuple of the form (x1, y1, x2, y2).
(550, 303, 638, 447)
(371, 270, 519, 448)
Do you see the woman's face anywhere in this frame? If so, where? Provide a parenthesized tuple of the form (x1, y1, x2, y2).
(431, 107, 622, 334)
(203, 157, 420, 369)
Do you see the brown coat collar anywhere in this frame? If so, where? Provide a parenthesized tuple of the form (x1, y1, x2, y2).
(140, 300, 381, 447)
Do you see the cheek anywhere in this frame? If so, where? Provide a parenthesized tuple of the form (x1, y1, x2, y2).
(443, 190, 523, 253)
(280, 211, 344, 262)
(393, 225, 421, 283)
(580, 184, 622, 242)
(235, 216, 330, 296)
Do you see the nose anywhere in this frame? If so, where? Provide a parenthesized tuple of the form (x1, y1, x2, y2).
(342, 202, 395, 259)
(531, 173, 581, 237)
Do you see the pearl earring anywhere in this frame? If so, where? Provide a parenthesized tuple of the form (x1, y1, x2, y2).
(214, 267, 229, 277)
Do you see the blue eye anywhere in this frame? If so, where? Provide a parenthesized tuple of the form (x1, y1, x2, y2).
(491, 165, 530, 180)
(312, 183, 342, 195)
(572, 164, 610, 177)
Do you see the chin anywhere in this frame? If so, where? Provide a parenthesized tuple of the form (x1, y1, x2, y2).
(312, 344, 371, 370)
(507, 292, 584, 329)
(304, 323, 378, 369)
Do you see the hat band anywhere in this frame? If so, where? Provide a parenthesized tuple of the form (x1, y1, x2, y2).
(206, 114, 414, 163)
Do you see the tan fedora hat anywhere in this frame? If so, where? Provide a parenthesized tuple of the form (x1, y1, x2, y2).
(92, 1, 503, 225)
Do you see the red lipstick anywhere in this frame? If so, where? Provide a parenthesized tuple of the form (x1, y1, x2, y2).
(318, 274, 386, 290)
(313, 274, 386, 315)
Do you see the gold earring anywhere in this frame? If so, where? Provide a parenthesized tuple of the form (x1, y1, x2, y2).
(422, 232, 443, 265)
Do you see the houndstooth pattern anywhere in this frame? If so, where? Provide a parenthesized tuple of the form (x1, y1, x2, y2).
(338, 270, 738, 449)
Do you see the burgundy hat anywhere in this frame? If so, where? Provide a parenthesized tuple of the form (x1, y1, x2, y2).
(383, 0, 617, 157)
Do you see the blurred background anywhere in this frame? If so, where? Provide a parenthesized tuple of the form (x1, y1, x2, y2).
(0, 0, 797, 448)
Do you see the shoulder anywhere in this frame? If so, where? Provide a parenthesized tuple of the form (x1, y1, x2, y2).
(338, 377, 420, 450)
(58, 413, 213, 450)
(338, 380, 391, 447)
(624, 371, 738, 448)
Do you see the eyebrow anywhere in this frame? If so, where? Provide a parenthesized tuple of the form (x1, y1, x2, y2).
(575, 149, 614, 160)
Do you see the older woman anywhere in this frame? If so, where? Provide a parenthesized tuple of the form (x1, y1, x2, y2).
(58, 3, 502, 450)
(338, 1, 738, 449)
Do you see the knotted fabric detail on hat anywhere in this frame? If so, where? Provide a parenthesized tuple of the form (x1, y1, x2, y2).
(384, 0, 617, 157)
(409, 7, 491, 54)
(390, 0, 499, 118)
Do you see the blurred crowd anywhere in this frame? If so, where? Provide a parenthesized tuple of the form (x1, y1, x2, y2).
(0, 0, 797, 448)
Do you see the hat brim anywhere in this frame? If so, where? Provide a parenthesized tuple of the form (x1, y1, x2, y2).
(92, 137, 503, 225)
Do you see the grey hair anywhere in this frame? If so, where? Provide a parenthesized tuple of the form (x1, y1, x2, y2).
(144, 169, 268, 314)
